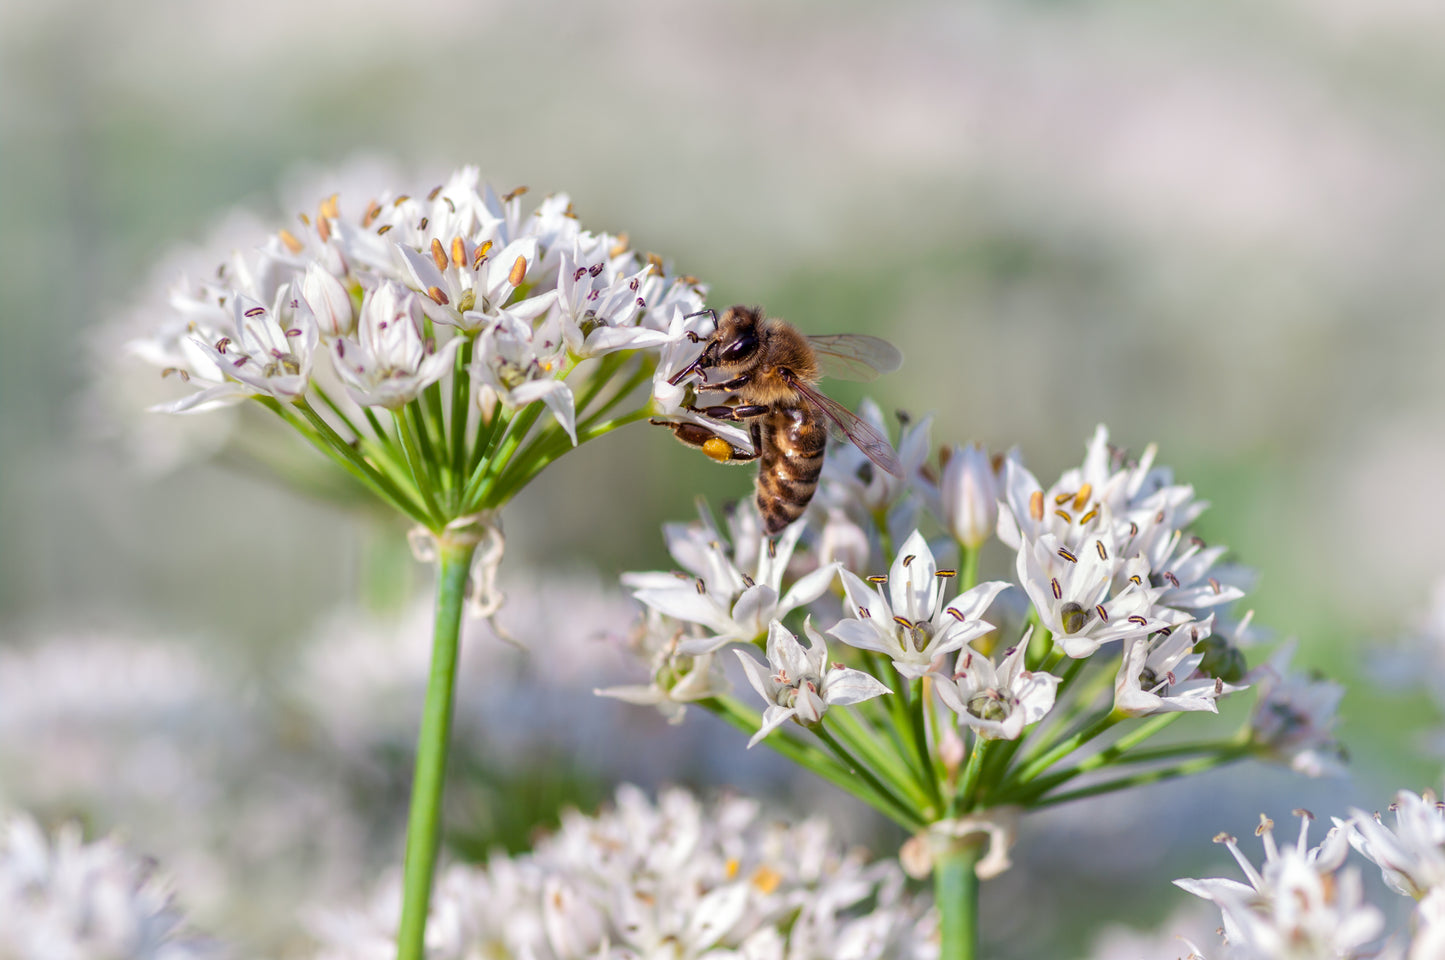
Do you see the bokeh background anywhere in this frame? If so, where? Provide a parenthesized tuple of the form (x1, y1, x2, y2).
(4, 0, 1445, 956)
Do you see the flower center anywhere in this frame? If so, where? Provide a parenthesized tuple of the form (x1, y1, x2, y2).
(967, 690, 1009, 722)
(1059, 601, 1090, 634)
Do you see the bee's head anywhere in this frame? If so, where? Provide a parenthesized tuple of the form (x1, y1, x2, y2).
(705, 305, 764, 372)
(668, 305, 766, 386)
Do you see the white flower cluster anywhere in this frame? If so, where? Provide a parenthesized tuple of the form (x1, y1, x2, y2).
(0, 574, 747, 955)
(308, 785, 936, 960)
(0, 810, 218, 960)
(126, 166, 703, 442)
(1176, 791, 1445, 960)
(610, 420, 1331, 764)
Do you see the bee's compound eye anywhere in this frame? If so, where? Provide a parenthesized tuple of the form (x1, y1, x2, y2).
(719, 334, 757, 363)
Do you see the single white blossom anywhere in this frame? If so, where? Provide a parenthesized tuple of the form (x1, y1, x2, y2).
(625, 505, 837, 654)
(331, 281, 462, 409)
(1016, 531, 1178, 659)
(594, 610, 730, 724)
(1247, 640, 1346, 777)
(830, 529, 1009, 679)
(736, 620, 890, 747)
(934, 630, 1059, 740)
(1114, 617, 1244, 717)
(471, 313, 577, 443)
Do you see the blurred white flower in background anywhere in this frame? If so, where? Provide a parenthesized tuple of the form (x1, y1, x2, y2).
(306, 785, 937, 960)
(0, 810, 220, 959)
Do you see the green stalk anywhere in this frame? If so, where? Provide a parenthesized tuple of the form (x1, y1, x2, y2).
(702, 697, 924, 832)
(1009, 708, 1122, 785)
(956, 736, 990, 809)
(277, 400, 430, 524)
(395, 538, 477, 960)
(959, 545, 978, 591)
(998, 712, 1185, 804)
(406, 403, 446, 493)
(908, 678, 943, 810)
(466, 401, 507, 479)
(449, 339, 473, 486)
(825, 708, 933, 809)
(935, 838, 982, 960)
(393, 407, 447, 528)
(485, 410, 652, 508)
(1030, 749, 1249, 809)
(812, 724, 922, 827)
(463, 404, 543, 509)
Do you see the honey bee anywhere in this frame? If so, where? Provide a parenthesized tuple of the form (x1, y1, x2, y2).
(661, 305, 903, 535)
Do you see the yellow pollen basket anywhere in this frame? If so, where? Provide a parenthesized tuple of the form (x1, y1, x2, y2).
(702, 438, 733, 462)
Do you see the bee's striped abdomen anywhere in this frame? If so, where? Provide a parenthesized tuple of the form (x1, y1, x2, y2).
(756, 404, 827, 535)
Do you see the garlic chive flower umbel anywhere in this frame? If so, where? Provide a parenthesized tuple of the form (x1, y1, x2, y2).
(128, 167, 704, 532)
(611, 422, 1345, 960)
(309, 786, 938, 960)
(123, 167, 713, 960)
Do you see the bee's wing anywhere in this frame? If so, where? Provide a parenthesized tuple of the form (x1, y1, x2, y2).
(786, 375, 903, 477)
(806, 334, 903, 383)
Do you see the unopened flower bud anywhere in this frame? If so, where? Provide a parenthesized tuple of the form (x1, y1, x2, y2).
(816, 507, 871, 574)
(938, 722, 966, 775)
(302, 263, 355, 337)
(941, 443, 998, 549)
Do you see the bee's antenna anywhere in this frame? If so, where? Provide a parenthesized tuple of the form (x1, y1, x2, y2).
(684, 308, 719, 324)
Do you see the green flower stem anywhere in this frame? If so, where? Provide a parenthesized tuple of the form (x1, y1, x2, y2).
(1052, 655, 1087, 697)
(216, 446, 375, 510)
(466, 402, 507, 479)
(396, 537, 477, 960)
(570, 353, 633, 414)
(1004, 657, 1092, 768)
(484, 410, 653, 508)
(998, 712, 1185, 804)
(863, 653, 928, 783)
(1110, 731, 1252, 765)
(959, 545, 978, 592)
(461, 405, 541, 509)
(701, 697, 925, 832)
(825, 708, 934, 810)
(812, 724, 923, 828)
(393, 407, 447, 528)
(449, 339, 473, 484)
(1024, 618, 1053, 670)
(360, 404, 394, 447)
(310, 384, 368, 445)
(935, 837, 982, 960)
(277, 400, 430, 525)
(1031, 748, 1250, 809)
(1010, 708, 1123, 785)
(908, 679, 943, 809)
(406, 402, 446, 492)
(581, 360, 653, 419)
(421, 379, 449, 471)
(955, 736, 990, 809)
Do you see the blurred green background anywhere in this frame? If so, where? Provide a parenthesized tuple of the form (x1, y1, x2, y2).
(4, 0, 1445, 955)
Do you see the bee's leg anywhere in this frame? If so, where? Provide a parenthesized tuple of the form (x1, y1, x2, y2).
(651, 419, 758, 464)
(689, 403, 769, 421)
(710, 372, 751, 391)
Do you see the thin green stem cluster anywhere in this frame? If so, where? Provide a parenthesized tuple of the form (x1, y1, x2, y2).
(261, 348, 658, 533)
